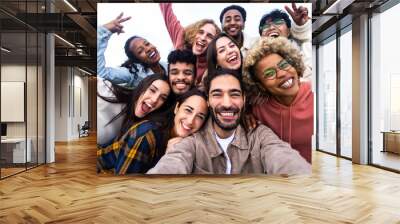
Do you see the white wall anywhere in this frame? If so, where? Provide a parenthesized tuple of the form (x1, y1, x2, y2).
(54, 67, 89, 141)
(55, 66, 69, 141)
(75, 71, 89, 138)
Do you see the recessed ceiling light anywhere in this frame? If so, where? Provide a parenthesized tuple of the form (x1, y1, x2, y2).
(54, 34, 75, 48)
(322, 0, 355, 15)
(78, 67, 93, 76)
(1, 47, 11, 53)
(63, 0, 78, 12)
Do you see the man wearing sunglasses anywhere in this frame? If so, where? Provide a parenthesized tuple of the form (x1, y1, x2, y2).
(258, 3, 312, 83)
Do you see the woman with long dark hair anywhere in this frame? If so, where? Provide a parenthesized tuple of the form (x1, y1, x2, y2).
(98, 13, 166, 88)
(163, 88, 209, 149)
(206, 33, 243, 76)
(97, 77, 208, 174)
(197, 33, 243, 90)
(97, 73, 173, 174)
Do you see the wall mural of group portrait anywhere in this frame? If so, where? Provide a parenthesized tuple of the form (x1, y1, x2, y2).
(96, 2, 313, 175)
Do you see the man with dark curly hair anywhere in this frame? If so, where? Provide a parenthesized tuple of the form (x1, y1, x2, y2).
(219, 5, 255, 57)
(167, 49, 197, 96)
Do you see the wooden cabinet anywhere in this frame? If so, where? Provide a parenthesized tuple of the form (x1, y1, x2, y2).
(382, 131, 400, 154)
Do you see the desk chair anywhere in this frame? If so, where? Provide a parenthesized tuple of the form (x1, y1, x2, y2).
(78, 121, 90, 138)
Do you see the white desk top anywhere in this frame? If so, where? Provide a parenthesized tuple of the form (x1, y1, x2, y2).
(1, 138, 27, 143)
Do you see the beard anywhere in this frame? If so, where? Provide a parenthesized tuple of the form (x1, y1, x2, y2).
(171, 79, 193, 94)
(172, 79, 192, 87)
(210, 105, 241, 131)
(224, 27, 242, 39)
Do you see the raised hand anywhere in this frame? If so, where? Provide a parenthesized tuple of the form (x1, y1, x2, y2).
(103, 12, 131, 35)
(284, 3, 310, 26)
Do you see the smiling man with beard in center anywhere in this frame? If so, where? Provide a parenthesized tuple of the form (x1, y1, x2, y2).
(148, 68, 311, 175)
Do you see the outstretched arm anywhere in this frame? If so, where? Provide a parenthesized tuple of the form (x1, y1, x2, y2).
(147, 136, 196, 174)
(285, 3, 312, 83)
(258, 125, 311, 175)
(97, 13, 136, 85)
(159, 3, 185, 49)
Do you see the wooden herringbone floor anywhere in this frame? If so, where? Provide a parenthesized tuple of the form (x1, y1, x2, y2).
(1, 135, 400, 223)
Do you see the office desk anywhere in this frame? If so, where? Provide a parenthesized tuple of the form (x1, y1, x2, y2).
(1, 138, 31, 163)
(382, 131, 400, 154)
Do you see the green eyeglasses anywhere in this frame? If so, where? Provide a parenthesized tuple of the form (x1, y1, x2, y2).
(262, 59, 292, 80)
(261, 19, 286, 32)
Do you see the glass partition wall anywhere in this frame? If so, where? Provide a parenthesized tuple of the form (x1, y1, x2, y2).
(0, 1, 46, 179)
(316, 0, 400, 172)
(370, 2, 400, 171)
(317, 35, 337, 155)
(339, 26, 352, 159)
(316, 26, 353, 159)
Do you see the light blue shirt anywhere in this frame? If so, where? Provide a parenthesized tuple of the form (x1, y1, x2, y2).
(97, 26, 166, 88)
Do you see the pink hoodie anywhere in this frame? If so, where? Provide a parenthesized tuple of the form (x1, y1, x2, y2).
(252, 82, 314, 163)
(159, 3, 207, 85)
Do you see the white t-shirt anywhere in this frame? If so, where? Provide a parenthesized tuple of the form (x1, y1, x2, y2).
(215, 132, 235, 174)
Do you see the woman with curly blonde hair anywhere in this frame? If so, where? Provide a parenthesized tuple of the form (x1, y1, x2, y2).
(160, 3, 221, 85)
(243, 36, 313, 163)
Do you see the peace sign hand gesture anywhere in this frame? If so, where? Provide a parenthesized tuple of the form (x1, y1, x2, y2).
(285, 3, 310, 26)
(103, 12, 131, 35)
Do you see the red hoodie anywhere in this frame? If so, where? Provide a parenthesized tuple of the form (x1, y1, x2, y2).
(252, 82, 314, 163)
(160, 3, 207, 85)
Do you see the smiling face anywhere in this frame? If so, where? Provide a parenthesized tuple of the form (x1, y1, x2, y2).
(173, 95, 208, 137)
(208, 75, 244, 133)
(254, 53, 299, 104)
(134, 80, 170, 118)
(216, 36, 241, 70)
(168, 62, 195, 95)
(192, 23, 217, 56)
(222, 9, 244, 38)
(130, 38, 161, 65)
(261, 18, 290, 38)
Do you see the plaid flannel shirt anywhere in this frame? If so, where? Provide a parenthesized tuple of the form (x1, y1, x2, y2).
(97, 120, 164, 174)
